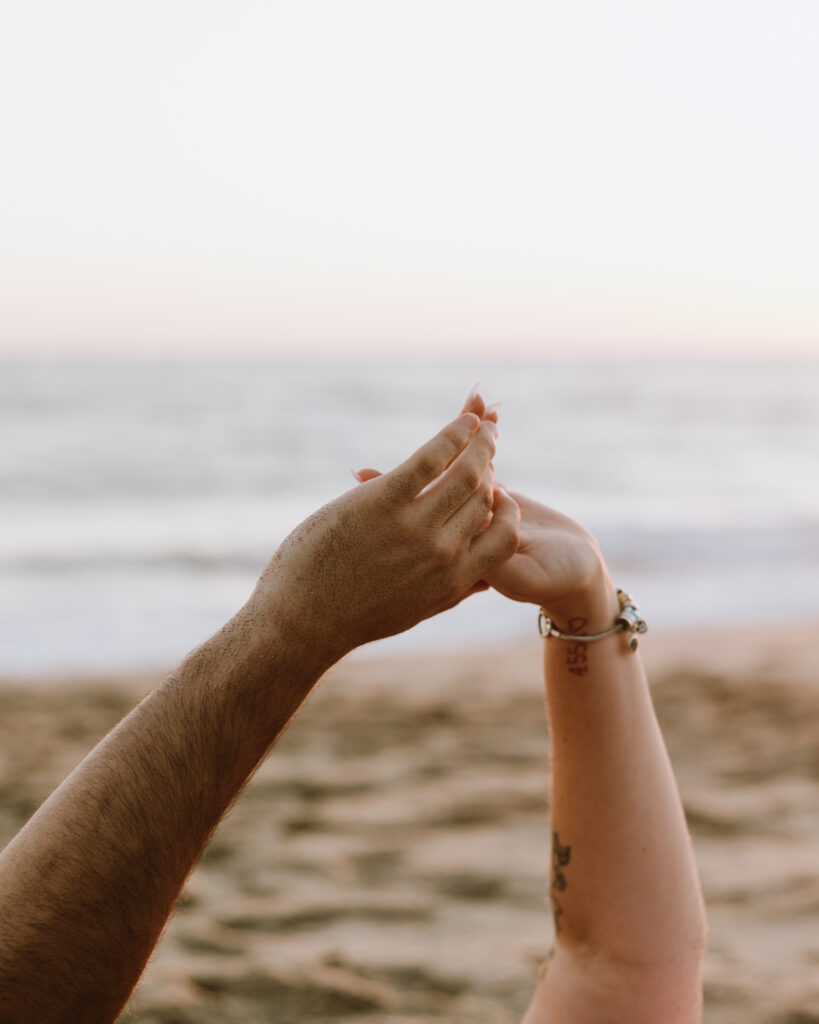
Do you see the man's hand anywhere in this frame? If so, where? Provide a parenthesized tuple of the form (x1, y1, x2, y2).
(0, 395, 518, 1024)
(246, 405, 520, 667)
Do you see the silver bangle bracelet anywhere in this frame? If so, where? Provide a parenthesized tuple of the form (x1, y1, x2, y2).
(538, 589, 648, 653)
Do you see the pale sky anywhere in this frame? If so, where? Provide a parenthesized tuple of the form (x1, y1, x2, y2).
(1, 1, 817, 359)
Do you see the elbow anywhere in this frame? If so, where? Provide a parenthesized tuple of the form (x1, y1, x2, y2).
(559, 897, 708, 972)
(560, 911, 708, 1024)
(612, 927, 708, 1024)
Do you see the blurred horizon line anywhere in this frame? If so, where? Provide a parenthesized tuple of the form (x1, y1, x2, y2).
(3, 350, 818, 367)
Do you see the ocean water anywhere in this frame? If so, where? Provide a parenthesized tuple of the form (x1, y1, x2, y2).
(2, 359, 818, 675)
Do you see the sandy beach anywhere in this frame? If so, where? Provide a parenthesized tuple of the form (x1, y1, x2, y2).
(1, 625, 818, 1023)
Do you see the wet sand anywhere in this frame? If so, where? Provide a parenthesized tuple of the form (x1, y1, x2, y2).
(1, 625, 817, 1023)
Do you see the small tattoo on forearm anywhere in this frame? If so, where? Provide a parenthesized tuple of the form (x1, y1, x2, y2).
(565, 618, 589, 677)
(550, 831, 572, 932)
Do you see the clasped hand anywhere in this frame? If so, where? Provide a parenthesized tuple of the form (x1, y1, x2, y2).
(248, 389, 615, 667)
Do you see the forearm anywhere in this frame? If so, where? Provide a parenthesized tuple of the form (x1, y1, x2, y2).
(544, 582, 706, 969)
(0, 605, 324, 1023)
(0, 400, 516, 1023)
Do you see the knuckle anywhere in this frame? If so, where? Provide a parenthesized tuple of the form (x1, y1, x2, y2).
(479, 521, 518, 568)
(440, 425, 467, 458)
(460, 465, 482, 494)
(498, 521, 520, 558)
(482, 428, 498, 453)
(407, 517, 428, 546)
(431, 534, 458, 566)
(413, 451, 439, 482)
(378, 473, 409, 506)
(468, 439, 493, 469)
(478, 421, 497, 450)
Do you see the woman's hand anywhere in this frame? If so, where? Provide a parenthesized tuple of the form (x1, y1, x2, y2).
(484, 493, 620, 633)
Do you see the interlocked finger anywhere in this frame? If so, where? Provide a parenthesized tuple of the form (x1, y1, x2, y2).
(420, 418, 497, 521)
(469, 487, 521, 574)
(385, 413, 481, 501)
(443, 465, 495, 541)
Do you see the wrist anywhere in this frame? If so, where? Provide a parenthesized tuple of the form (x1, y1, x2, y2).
(165, 605, 326, 802)
(239, 582, 348, 679)
(541, 566, 620, 636)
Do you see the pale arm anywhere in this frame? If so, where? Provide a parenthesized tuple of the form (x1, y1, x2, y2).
(0, 404, 519, 1023)
(486, 497, 706, 1024)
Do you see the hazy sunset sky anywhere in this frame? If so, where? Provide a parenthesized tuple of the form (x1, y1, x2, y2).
(2, 1, 817, 359)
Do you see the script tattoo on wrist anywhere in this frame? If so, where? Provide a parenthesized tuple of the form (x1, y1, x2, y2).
(550, 831, 572, 933)
(565, 618, 589, 678)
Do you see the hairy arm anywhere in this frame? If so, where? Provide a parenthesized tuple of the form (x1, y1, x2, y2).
(0, 401, 519, 1023)
(0, 616, 315, 1022)
(486, 497, 706, 1024)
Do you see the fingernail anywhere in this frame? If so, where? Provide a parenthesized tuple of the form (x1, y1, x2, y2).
(485, 402, 501, 418)
(464, 381, 480, 405)
(350, 466, 363, 482)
